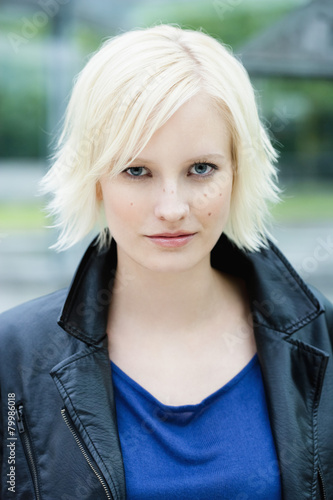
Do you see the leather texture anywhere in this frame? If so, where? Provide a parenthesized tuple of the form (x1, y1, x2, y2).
(0, 233, 332, 500)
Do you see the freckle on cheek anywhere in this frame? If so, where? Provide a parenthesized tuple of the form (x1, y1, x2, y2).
(204, 194, 207, 197)
(219, 193, 222, 197)
(208, 212, 212, 216)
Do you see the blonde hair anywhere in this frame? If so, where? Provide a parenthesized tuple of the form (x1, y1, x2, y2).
(40, 23, 279, 252)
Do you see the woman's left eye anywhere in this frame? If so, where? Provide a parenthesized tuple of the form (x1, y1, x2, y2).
(189, 163, 217, 177)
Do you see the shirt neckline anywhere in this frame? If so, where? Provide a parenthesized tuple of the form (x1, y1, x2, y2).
(110, 353, 259, 413)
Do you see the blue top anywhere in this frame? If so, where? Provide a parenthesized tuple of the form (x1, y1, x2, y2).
(111, 354, 282, 499)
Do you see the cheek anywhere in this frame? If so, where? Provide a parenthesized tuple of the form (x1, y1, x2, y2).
(207, 194, 231, 221)
(102, 189, 126, 225)
(101, 185, 146, 231)
(193, 180, 232, 222)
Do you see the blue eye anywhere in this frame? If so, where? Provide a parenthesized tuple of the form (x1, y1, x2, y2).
(123, 162, 217, 179)
(125, 167, 148, 177)
(189, 163, 217, 176)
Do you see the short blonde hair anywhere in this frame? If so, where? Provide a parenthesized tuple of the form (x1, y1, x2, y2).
(40, 24, 280, 252)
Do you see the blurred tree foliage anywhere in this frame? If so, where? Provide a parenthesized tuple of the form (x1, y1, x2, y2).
(255, 78, 333, 181)
(0, 55, 47, 158)
(129, 1, 292, 48)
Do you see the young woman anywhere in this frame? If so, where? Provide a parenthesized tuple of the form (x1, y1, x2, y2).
(1, 24, 332, 500)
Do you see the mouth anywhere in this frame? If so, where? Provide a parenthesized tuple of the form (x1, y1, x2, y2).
(145, 232, 197, 248)
(149, 232, 196, 238)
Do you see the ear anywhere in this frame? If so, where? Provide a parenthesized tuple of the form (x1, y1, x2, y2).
(96, 182, 103, 201)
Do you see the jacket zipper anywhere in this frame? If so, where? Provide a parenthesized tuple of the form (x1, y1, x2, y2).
(15, 404, 41, 500)
(318, 467, 327, 500)
(61, 408, 113, 500)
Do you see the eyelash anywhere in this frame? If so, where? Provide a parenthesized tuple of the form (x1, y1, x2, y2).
(123, 162, 219, 180)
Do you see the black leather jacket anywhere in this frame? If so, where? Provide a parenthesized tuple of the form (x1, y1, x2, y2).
(1, 234, 332, 500)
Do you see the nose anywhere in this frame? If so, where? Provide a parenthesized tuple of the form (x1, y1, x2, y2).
(154, 185, 190, 222)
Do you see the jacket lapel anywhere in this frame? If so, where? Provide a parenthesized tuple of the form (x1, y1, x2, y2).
(51, 342, 126, 500)
(255, 324, 329, 499)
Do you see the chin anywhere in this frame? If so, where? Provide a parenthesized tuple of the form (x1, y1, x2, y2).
(140, 253, 202, 274)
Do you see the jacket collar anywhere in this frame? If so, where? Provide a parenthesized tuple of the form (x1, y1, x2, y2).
(58, 232, 324, 344)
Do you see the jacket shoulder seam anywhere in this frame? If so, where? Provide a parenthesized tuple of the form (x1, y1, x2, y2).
(269, 241, 322, 310)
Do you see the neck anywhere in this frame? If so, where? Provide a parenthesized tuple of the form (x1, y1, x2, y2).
(107, 249, 234, 337)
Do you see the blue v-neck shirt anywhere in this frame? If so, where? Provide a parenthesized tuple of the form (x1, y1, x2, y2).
(111, 354, 282, 499)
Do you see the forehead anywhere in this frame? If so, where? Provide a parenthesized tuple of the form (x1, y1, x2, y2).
(136, 93, 232, 163)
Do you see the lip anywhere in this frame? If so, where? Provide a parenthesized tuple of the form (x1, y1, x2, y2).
(145, 232, 197, 248)
(150, 232, 195, 238)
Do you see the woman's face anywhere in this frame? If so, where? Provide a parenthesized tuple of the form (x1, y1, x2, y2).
(99, 93, 234, 274)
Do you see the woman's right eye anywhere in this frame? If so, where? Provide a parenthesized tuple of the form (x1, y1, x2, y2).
(124, 167, 149, 177)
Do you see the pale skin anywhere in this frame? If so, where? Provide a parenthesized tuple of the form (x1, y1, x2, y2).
(99, 93, 256, 406)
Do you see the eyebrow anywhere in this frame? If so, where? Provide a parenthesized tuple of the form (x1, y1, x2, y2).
(133, 153, 226, 164)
